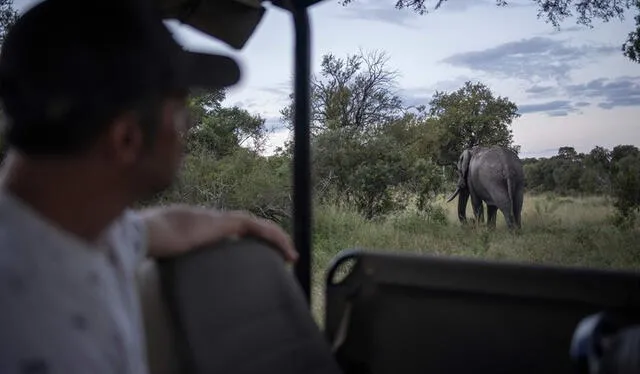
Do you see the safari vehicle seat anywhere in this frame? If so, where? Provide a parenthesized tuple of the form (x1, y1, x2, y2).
(324, 249, 640, 374)
(136, 238, 342, 374)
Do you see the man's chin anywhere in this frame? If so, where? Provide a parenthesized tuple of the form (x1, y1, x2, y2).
(135, 174, 179, 204)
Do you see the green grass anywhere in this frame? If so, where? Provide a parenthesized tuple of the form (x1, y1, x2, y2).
(310, 193, 640, 323)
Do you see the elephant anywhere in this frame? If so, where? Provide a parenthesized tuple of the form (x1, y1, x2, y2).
(446, 146, 525, 230)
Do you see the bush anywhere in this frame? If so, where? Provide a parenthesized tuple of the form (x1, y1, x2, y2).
(611, 154, 640, 228)
(150, 148, 292, 225)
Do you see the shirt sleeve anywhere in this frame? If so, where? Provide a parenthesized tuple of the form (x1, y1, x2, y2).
(109, 209, 149, 272)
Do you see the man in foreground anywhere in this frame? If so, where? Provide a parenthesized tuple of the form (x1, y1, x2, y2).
(0, 0, 297, 372)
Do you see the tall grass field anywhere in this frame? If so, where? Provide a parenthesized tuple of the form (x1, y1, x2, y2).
(309, 193, 640, 323)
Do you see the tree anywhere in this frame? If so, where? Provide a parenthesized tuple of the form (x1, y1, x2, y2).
(149, 87, 289, 222)
(551, 158, 582, 194)
(0, 0, 18, 162)
(338, 0, 640, 64)
(580, 146, 612, 194)
(310, 112, 444, 219)
(623, 1, 640, 62)
(188, 88, 227, 126)
(585, 146, 612, 171)
(611, 153, 640, 227)
(184, 87, 269, 158)
(518, 144, 640, 201)
(280, 49, 404, 138)
(427, 81, 520, 166)
(611, 144, 640, 166)
(557, 146, 578, 161)
(0, 0, 18, 47)
(187, 106, 268, 158)
(280, 49, 447, 218)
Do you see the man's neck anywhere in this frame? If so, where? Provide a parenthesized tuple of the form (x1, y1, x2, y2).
(0, 151, 132, 243)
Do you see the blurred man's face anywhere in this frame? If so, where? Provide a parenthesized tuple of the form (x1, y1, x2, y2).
(130, 94, 191, 199)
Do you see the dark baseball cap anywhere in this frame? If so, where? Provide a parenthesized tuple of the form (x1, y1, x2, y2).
(0, 0, 241, 133)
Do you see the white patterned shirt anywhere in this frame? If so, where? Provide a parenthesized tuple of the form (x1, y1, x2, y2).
(0, 190, 150, 374)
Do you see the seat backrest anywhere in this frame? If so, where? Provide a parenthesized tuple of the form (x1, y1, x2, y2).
(153, 237, 343, 374)
(324, 249, 640, 374)
(137, 259, 182, 374)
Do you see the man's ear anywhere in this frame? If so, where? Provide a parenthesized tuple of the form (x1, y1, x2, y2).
(105, 112, 145, 165)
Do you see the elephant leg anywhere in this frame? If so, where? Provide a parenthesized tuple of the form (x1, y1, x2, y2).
(457, 189, 470, 224)
(498, 205, 516, 230)
(470, 192, 483, 224)
(486, 205, 498, 229)
(474, 203, 484, 224)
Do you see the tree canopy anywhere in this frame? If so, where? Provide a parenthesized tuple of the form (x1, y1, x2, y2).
(427, 81, 520, 166)
(523, 145, 640, 225)
(0, 0, 18, 160)
(0, 0, 17, 47)
(186, 90, 268, 158)
(281, 50, 405, 139)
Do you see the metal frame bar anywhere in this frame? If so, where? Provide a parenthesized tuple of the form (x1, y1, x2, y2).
(291, 1, 312, 305)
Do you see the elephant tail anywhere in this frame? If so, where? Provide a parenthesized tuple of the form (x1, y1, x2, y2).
(506, 174, 516, 219)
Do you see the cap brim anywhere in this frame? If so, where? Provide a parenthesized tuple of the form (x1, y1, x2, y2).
(160, 0, 266, 50)
(181, 51, 241, 89)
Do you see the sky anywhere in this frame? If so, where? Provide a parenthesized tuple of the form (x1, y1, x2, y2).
(14, 0, 640, 158)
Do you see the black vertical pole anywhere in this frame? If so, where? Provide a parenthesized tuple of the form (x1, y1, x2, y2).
(291, 3, 312, 305)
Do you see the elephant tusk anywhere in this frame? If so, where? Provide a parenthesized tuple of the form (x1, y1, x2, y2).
(446, 187, 460, 203)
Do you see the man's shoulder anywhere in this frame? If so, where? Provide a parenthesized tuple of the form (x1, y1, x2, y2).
(0, 190, 84, 254)
(0, 198, 148, 373)
(0, 191, 96, 277)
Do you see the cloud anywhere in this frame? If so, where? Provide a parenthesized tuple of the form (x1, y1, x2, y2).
(264, 116, 286, 131)
(433, 0, 494, 13)
(258, 81, 291, 97)
(337, 0, 497, 26)
(399, 87, 432, 108)
(564, 76, 640, 110)
(547, 25, 583, 35)
(526, 85, 556, 95)
(263, 128, 291, 156)
(227, 98, 261, 112)
(520, 147, 562, 158)
(525, 84, 559, 99)
(13, 0, 41, 12)
(518, 100, 578, 117)
(427, 76, 476, 92)
(518, 76, 639, 116)
(441, 37, 617, 82)
(223, 82, 292, 121)
(399, 75, 474, 108)
(337, 0, 417, 27)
